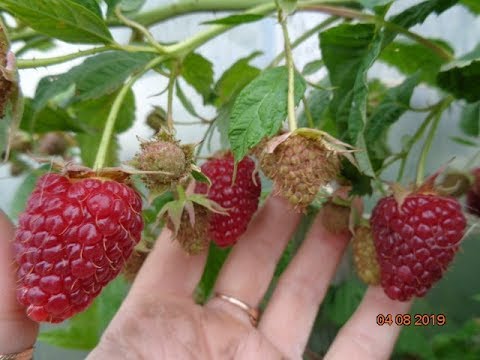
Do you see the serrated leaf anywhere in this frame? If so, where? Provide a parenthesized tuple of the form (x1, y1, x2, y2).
(459, 101, 480, 136)
(181, 52, 214, 103)
(302, 59, 324, 76)
(228, 66, 306, 162)
(39, 277, 127, 350)
(365, 74, 420, 170)
(0, 0, 113, 44)
(72, 88, 136, 133)
(33, 51, 155, 110)
(380, 40, 453, 84)
(77, 133, 119, 167)
(320, 23, 382, 176)
(437, 44, 480, 102)
(202, 14, 264, 25)
(71, 0, 102, 18)
(213, 52, 261, 108)
(386, 0, 459, 44)
(20, 98, 87, 133)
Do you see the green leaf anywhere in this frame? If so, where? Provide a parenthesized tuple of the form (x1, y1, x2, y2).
(473, 294, 480, 302)
(437, 44, 480, 102)
(71, 0, 102, 18)
(449, 136, 478, 147)
(432, 320, 480, 359)
(34, 51, 155, 110)
(323, 278, 366, 326)
(195, 244, 231, 304)
(16, 36, 56, 56)
(0, 0, 113, 44)
(365, 74, 420, 169)
(459, 101, 480, 136)
(460, 0, 480, 14)
(215, 102, 233, 149)
(387, 0, 459, 44)
(181, 52, 214, 103)
(191, 168, 211, 185)
(228, 66, 306, 162)
(213, 52, 261, 107)
(298, 86, 332, 129)
(380, 40, 453, 84)
(20, 98, 87, 133)
(9, 165, 50, 219)
(320, 23, 382, 176)
(202, 14, 264, 25)
(39, 277, 128, 350)
(302, 59, 324, 76)
(72, 88, 136, 133)
(77, 133, 119, 167)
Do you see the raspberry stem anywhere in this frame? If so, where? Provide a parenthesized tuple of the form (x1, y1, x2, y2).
(415, 96, 454, 187)
(93, 56, 166, 171)
(277, 5, 297, 131)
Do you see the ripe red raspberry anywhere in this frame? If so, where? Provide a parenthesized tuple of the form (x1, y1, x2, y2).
(195, 154, 261, 247)
(371, 194, 466, 301)
(14, 173, 143, 323)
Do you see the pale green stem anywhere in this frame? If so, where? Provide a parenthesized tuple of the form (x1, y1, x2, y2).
(166, 69, 177, 131)
(115, 7, 167, 54)
(415, 97, 454, 186)
(269, 16, 338, 67)
(16, 44, 157, 69)
(278, 8, 297, 131)
(93, 56, 166, 170)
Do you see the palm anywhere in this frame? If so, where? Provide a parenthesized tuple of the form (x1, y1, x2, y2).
(89, 295, 283, 359)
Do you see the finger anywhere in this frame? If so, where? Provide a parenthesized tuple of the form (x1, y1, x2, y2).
(258, 213, 350, 359)
(325, 287, 412, 360)
(0, 211, 38, 353)
(128, 227, 207, 302)
(206, 195, 301, 324)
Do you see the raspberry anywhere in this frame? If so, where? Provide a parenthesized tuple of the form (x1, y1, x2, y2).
(195, 154, 261, 247)
(167, 203, 211, 254)
(352, 226, 380, 285)
(320, 201, 350, 235)
(14, 173, 143, 323)
(258, 134, 340, 210)
(370, 194, 466, 301)
(132, 131, 195, 193)
(123, 250, 148, 282)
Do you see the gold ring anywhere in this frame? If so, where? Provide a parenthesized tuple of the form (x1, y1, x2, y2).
(214, 292, 260, 327)
(0, 347, 34, 360)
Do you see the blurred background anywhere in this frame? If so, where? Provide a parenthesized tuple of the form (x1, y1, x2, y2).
(0, 0, 479, 358)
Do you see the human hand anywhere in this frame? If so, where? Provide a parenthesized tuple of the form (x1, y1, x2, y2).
(0, 195, 411, 360)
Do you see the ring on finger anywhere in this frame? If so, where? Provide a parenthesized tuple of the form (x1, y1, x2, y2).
(214, 292, 260, 327)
